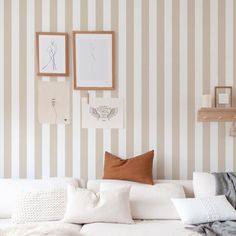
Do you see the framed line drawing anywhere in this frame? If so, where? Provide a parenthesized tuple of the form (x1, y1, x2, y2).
(73, 31, 115, 90)
(36, 32, 69, 76)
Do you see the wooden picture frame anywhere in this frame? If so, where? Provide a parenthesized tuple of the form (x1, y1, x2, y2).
(36, 32, 69, 77)
(215, 86, 232, 108)
(73, 31, 115, 90)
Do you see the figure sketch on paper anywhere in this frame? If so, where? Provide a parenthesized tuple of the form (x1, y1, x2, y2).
(42, 40, 57, 71)
(89, 106, 118, 122)
(89, 42, 96, 72)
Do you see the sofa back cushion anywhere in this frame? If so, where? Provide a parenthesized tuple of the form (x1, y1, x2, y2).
(0, 178, 79, 218)
(97, 180, 186, 220)
(193, 172, 216, 197)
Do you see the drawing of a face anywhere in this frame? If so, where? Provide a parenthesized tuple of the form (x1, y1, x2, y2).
(89, 106, 118, 122)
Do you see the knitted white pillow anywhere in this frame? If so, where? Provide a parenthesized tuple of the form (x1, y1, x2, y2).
(12, 188, 66, 224)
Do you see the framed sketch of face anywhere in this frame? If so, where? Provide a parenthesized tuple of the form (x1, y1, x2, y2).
(73, 31, 115, 90)
(36, 32, 69, 77)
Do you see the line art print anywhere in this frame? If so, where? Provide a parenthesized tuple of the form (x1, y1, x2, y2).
(36, 32, 68, 76)
(82, 98, 124, 129)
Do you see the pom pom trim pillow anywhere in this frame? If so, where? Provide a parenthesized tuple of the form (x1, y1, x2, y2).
(103, 150, 154, 185)
(172, 195, 236, 225)
(63, 185, 134, 224)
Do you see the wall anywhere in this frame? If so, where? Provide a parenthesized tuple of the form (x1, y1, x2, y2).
(0, 0, 235, 180)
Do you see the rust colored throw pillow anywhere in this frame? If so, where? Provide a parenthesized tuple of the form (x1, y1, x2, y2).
(103, 150, 154, 185)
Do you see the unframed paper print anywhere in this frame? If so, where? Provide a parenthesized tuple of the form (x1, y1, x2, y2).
(38, 81, 70, 124)
(82, 98, 124, 129)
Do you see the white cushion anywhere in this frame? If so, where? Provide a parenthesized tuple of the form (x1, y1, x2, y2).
(100, 182, 186, 220)
(0, 178, 78, 218)
(63, 185, 134, 224)
(193, 172, 216, 197)
(80, 220, 201, 236)
(12, 188, 66, 223)
(172, 195, 236, 225)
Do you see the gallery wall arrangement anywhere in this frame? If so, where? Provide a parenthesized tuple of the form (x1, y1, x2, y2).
(0, 0, 236, 181)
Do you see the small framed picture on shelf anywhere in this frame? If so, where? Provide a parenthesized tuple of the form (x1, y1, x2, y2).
(36, 32, 69, 77)
(215, 86, 232, 108)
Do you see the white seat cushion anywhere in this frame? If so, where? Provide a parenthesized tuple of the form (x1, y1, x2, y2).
(79, 220, 201, 236)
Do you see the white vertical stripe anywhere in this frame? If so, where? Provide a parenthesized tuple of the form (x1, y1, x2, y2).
(195, 0, 203, 172)
(103, 0, 111, 154)
(41, 0, 50, 178)
(87, 0, 96, 179)
(118, 0, 126, 158)
(72, 0, 81, 178)
(57, 124, 65, 176)
(164, 0, 172, 179)
(210, 0, 218, 173)
(11, 0, 19, 178)
(27, 0, 35, 178)
(179, 0, 188, 179)
(133, 0, 142, 156)
(0, 0, 4, 178)
(57, 0, 66, 177)
(225, 0, 234, 171)
(149, 0, 157, 178)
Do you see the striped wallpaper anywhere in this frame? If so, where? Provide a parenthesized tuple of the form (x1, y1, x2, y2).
(0, 0, 236, 180)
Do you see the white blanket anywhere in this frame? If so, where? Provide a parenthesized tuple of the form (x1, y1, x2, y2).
(0, 221, 81, 236)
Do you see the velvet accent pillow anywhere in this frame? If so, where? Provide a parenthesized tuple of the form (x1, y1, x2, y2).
(103, 150, 154, 185)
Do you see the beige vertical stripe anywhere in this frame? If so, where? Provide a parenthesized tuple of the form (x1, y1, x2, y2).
(80, 0, 88, 179)
(65, 0, 73, 177)
(172, 0, 180, 180)
(4, 0, 11, 178)
(111, 0, 119, 156)
(218, 0, 226, 172)
(203, 0, 210, 173)
(141, 0, 149, 153)
(126, 0, 134, 157)
(49, 0, 57, 177)
(95, 0, 103, 178)
(35, 0, 42, 179)
(156, 0, 165, 179)
(95, 0, 103, 94)
(187, 0, 195, 179)
(19, 0, 27, 178)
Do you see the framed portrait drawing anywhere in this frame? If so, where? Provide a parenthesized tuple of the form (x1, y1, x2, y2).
(36, 32, 69, 76)
(73, 31, 115, 90)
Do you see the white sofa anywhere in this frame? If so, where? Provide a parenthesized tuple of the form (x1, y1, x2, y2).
(0, 178, 200, 236)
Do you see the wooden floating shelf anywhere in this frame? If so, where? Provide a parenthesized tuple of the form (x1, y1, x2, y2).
(198, 108, 236, 122)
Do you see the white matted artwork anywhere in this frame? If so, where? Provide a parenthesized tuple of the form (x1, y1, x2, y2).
(38, 81, 70, 124)
(36, 32, 69, 76)
(82, 98, 124, 129)
(73, 31, 114, 90)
